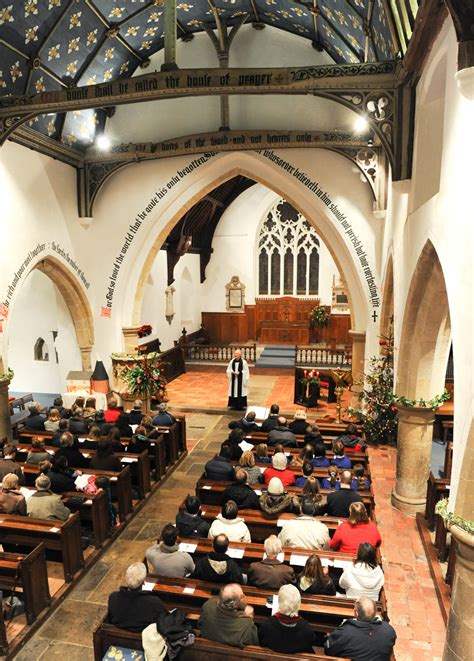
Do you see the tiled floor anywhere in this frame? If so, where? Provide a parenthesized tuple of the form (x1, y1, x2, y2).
(12, 377, 447, 659)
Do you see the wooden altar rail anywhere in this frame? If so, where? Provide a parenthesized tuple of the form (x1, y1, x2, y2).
(184, 343, 257, 363)
(296, 346, 351, 367)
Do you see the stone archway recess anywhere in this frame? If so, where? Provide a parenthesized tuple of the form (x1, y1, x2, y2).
(380, 253, 394, 337)
(392, 240, 451, 514)
(35, 256, 95, 371)
(128, 153, 372, 338)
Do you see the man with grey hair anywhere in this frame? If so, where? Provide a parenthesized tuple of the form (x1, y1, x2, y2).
(247, 534, 296, 589)
(25, 401, 46, 431)
(152, 402, 176, 427)
(55, 431, 88, 468)
(129, 399, 144, 425)
(199, 583, 258, 648)
(27, 474, 71, 520)
(325, 595, 396, 659)
(259, 583, 318, 653)
(108, 562, 167, 632)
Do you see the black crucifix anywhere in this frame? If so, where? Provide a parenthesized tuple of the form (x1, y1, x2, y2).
(372, 310, 378, 322)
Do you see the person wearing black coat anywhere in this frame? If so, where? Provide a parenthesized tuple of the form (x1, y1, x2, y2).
(326, 471, 363, 517)
(222, 470, 260, 510)
(192, 534, 244, 584)
(204, 445, 235, 481)
(288, 410, 309, 436)
(261, 404, 280, 433)
(108, 562, 167, 632)
(116, 413, 133, 438)
(258, 584, 320, 653)
(175, 495, 210, 538)
(55, 433, 89, 469)
(128, 401, 144, 426)
(47, 456, 77, 493)
(91, 440, 122, 472)
(68, 410, 90, 435)
(325, 596, 396, 660)
(51, 420, 70, 447)
(25, 403, 46, 431)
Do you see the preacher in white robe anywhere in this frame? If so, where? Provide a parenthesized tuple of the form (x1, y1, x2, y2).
(227, 349, 249, 410)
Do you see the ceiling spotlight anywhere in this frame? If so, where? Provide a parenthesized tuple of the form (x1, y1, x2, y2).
(354, 116, 369, 134)
(96, 135, 111, 150)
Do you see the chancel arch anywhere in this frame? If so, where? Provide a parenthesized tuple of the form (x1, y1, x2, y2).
(125, 151, 373, 336)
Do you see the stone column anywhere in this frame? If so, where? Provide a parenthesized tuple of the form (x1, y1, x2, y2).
(444, 525, 474, 660)
(122, 326, 142, 354)
(0, 376, 13, 443)
(391, 405, 435, 514)
(79, 345, 92, 371)
(348, 330, 366, 408)
(161, 0, 178, 71)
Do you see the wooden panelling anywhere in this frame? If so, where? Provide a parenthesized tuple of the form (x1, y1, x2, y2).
(202, 301, 350, 345)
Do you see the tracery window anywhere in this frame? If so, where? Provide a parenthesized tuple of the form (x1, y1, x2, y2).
(34, 337, 49, 361)
(258, 200, 320, 296)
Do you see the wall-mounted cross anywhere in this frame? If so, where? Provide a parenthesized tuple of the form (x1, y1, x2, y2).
(372, 310, 378, 322)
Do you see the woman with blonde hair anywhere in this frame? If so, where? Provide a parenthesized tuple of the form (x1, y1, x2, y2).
(330, 502, 382, 554)
(0, 473, 27, 515)
(104, 396, 121, 424)
(289, 409, 308, 435)
(44, 408, 61, 432)
(239, 451, 262, 484)
(297, 554, 336, 595)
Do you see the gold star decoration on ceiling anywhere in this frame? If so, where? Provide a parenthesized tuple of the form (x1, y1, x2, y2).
(109, 7, 124, 19)
(69, 11, 81, 29)
(120, 61, 130, 74)
(24, 0, 38, 18)
(86, 29, 98, 46)
(68, 37, 80, 53)
(0, 5, 14, 24)
(48, 44, 61, 60)
(66, 60, 78, 76)
(0, 72, 6, 88)
(35, 76, 45, 92)
(10, 61, 23, 82)
(148, 11, 162, 22)
(48, 0, 61, 8)
(25, 25, 39, 44)
(104, 47, 115, 61)
(125, 26, 139, 36)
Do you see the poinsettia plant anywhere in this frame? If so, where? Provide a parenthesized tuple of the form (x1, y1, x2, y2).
(309, 306, 331, 328)
(116, 353, 168, 401)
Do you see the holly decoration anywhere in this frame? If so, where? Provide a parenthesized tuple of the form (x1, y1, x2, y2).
(309, 305, 331, 328)
(348, 327, 398, 445)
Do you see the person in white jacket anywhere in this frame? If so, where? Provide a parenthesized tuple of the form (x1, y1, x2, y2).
(339, 542, 384, 601)
(208, 500, 251, 543)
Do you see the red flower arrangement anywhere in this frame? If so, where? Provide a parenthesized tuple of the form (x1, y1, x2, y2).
(137, 325, 152, 338)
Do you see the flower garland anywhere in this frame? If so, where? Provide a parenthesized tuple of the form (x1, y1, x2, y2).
(309, 305, 331, 328)
(435, 498, 474, 536)
(115, 353, 167, 402)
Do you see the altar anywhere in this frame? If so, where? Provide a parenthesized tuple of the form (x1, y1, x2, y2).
(255, 297, 314, 344)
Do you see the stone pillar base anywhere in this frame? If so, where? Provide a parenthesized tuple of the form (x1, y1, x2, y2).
(391, 489, 426, 515)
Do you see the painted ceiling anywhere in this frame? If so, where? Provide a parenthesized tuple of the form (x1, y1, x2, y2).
(0, 0, 411, 149)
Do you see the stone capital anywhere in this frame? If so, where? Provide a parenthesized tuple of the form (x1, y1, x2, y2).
(396, 404, 436, 425)
(348, 329, 366, 343)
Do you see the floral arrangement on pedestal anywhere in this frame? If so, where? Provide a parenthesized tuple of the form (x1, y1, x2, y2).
(113, 352, 168, 404)
(348, 328, 398, 445)
(0, 368, 14, 383)
(137, 324, 152, 338)
(309, 305, 331, 328)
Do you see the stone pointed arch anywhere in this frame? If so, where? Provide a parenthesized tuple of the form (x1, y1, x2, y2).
(33, 256, 95, 370)
(126, 152, 372, 333)
(380, 253, 394, 337)
(396, 240, 451, 399)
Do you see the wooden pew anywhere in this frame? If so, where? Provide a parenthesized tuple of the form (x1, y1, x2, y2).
(18, 429, 167, 485)
(93, 616, 348, 661)
(424, 472, 450, 531)
(193, 503, 343, 543)
(0, 608, 7, 656)
(144, 575, 385, 633)
(0, 512, 84, 582)
(14, 443, 151, 500)
(19, 462, 133, 524)
(0, 544, 50, 624)
(175, 536, 356, 573)
(230, 459, 372, 480)
(195, 477, 374, 515)
(243, 437, 368, 467)
(62, 490, 110, 548)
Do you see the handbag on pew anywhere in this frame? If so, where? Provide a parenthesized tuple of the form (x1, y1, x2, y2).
(2, 567, 25, 621)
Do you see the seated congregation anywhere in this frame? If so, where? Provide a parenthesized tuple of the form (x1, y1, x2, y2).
(92, 405, 396, 660)
(0, 394, 185, 655)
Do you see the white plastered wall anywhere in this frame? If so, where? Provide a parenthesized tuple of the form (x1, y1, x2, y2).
(383, 19, 473, 510)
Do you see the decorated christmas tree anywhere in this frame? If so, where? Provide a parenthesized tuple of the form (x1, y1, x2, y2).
(348, 326, 398, 445)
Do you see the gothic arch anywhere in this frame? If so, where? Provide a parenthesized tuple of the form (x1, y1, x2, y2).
(127, 152, 372, 333)
(32, 256, 94, 370)
(380, 253, 394, 337)
(396, 240, 451, 399)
